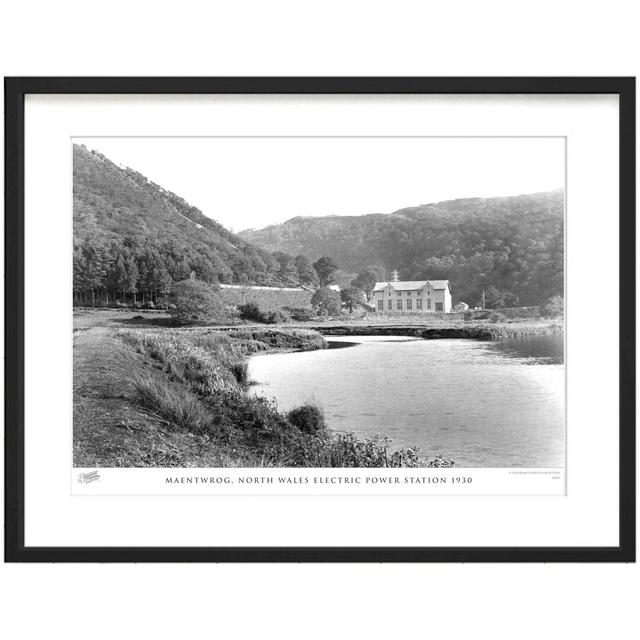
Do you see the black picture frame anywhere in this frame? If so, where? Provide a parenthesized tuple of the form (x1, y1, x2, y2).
(4, 77, 636, 563)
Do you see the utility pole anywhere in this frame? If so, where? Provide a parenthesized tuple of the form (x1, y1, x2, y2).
(482, 288, 486, 310)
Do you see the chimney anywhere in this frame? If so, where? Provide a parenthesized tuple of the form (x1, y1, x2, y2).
(391, 269, 399, 283)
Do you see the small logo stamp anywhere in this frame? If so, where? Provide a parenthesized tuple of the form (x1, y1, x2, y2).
(78, 470, 101, 484)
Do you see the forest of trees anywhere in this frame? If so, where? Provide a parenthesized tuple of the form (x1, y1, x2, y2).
(73, 144, 321, 306)
(240, 191, 565, 307)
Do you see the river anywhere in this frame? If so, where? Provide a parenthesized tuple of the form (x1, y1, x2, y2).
(247, 334, 565, 467)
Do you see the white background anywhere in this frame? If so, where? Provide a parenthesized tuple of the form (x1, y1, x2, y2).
(1, 2, 638, 639)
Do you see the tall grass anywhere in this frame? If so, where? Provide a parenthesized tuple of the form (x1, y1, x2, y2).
(121, 330, 240, 395)
(133, 374, 214, 433)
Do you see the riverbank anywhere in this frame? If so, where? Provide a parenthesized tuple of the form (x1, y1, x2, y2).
(74, 308, 562, 341)
(307, 321, 563, 340)
(74, 324, 453, 468)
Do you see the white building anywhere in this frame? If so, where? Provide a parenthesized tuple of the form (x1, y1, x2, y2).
(371, 270, 452, 313)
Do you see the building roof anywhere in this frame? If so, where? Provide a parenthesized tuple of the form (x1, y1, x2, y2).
(373, 279, 450, 292)
(428, 280, 450, 290)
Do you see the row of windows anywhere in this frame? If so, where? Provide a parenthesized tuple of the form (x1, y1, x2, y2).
(377, 299, 431, 310)
(395, 291, 424, 296)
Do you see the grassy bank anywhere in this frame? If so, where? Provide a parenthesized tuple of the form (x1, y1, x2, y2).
(114, 327, 453, 468)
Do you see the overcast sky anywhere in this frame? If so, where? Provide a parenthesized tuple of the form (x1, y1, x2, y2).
(75, 137, 565, 232)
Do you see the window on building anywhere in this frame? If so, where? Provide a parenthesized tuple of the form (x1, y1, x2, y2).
(397, 291, 401, 297)
(397, 300, 403, 310)
(387, 299, 392, 310)
(417, 291, 422, 296)
(406, 299, 412, 310)
(377, 299, 384, 311)
(407, 291, 411, 296)
(435, 302, 443, 312)
(427, 298, 431, 309)
(417, 299, 422, 309)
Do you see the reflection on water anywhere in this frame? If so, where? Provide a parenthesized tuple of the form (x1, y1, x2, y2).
(327, 340, 360, 350)
(247, 334, 565, 468)
(485, 333, 564, 364)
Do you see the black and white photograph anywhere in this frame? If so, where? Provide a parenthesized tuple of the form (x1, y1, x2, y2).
(72, 136, 565, 472)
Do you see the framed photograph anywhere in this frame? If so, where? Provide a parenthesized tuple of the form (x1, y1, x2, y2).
(5, 77, 635, 562)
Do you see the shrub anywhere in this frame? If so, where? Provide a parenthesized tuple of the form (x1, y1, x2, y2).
(307, 432, 454, 468)
(168, 279, 227, 325)
(229, 361, 249, 385)
(262, 309, 290, 324)
(287, 404, 325, 434)
(284, 306, 314, 322)
(238, 301, 262, 322)
(239, 303, 290, 324)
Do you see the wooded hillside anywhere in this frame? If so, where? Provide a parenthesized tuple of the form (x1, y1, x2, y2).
(240, 191, 564, 306)
(73, 144, 314, 305)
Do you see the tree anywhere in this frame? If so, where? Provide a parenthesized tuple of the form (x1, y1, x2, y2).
(312, 256, 339, 286)
(272, 251, 299, 283)
(125, 256, 139, 304)
(482, 286, 519, 309)
(153, 265, 173, 305)
(540, 295, 564, 318)
(112, 253, 129, 300)
(177, 256, 192, 280)
(328, 269, 356, 289)
(352, 265, 386, 300)
(77, 237, 109, 306)
(340, 286, 365, 313)
(168, 279, 227, 325)
(311, 287, 342, 316)
(294, 255, 320, 288)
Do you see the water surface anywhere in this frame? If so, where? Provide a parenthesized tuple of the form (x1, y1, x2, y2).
(247, 334, 565, 467)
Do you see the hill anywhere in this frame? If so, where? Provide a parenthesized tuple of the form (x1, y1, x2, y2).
(73, 144, 311, 306)
(239, 191, 564, 306)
